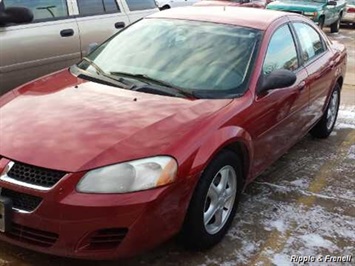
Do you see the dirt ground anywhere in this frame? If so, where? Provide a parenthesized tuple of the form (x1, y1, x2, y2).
(0, 27, 354, 266)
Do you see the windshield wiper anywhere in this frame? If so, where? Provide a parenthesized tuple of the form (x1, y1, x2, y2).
(110, 72, 197, 99)
(81, 57, 107, 76)
(78, 58, 134, 88)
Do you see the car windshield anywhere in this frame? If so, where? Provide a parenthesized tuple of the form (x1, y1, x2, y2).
(79, 18, 261, 99)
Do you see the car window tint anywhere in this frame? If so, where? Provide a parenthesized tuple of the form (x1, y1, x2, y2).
(77, 0, 120, 16)
(263, 25, 299, 75)
(293, 22, 325, 63)
(103, 0, 119, 12)
(126, 0, 156, 11)
(3, 0, 68, 21)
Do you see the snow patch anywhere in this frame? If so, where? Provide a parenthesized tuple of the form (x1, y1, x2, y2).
(299, 234, 337, 251)
(336, 123, 355, 129)
(338, 109, 355, 120)
(272, 254, 294, 266)
(348, 145, 355, 160)
(265, 219, 287, 234)
(290, 179, 309, 189)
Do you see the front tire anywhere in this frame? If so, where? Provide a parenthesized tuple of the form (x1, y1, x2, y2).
(310, 84, 340, 138)
(319, 16, 325, 30)
(180, 150, 243, 250)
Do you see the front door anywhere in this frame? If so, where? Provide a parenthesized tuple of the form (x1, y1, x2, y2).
(247, 24, 310, 176)
(73, 0, 130, 58)
(0, 0, 81, 94)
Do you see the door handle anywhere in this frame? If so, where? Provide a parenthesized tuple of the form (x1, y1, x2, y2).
(329, 60, 335, 69)
(60, 29, 74, 37)
(297, 81, 306, 91)
(115, 22, 125, 29)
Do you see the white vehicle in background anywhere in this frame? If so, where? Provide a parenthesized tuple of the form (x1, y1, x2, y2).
(156, 0, 200, 10)
(342, 0, 355, 27)
(0, 0, 159, 94)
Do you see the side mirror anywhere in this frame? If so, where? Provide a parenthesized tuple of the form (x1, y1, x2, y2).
(257, 69, 297, 94)
(0, 7, 33, 25)
(327, 0, 337, 5)
(87, 43, 99, 55)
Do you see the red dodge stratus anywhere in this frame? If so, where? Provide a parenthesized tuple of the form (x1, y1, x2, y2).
(0, 6, 347, 260)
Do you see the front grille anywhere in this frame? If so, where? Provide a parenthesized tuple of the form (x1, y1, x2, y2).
(7, 222, 58, 247)
(288, 10, 303, 14)
(87, 228, 128, 250)
(7, 162, 66, 188)
(0, 188, 42, 212)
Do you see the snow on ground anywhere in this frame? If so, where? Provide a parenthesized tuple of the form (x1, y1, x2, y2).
(336, 106, 355, 129)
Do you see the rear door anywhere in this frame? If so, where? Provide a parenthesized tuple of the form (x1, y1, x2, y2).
(0, 0, 80, 94)
(73, 0, 130, 58)
(122, 0, 159, 23)
(291, 22, 335, 129)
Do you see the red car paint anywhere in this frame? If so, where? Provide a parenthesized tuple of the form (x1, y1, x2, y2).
(0, 7, 347, 259)
(194, 0, 270, 9)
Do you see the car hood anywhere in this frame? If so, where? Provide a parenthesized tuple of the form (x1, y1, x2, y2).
(0, 70, 232, 172)
(267, 0, 324, 11)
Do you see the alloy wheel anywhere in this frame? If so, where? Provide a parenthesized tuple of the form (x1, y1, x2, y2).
(203, 165, 237, 235)
(326, 89, 339, 131)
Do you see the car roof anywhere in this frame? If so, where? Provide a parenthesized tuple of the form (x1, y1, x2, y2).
(148, 6, 292, 30)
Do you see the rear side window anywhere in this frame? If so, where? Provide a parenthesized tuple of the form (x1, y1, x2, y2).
(77, 0, 120, 16)
(3, 0, 68, 21)
(126, 0, 156, 11)
(263, 24, 299, 75)
(293, 22, 325, 63)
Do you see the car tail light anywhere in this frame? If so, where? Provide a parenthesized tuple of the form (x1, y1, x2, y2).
(347, 7, 355, 13)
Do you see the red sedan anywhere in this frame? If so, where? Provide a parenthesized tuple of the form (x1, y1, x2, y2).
(0, 7, 347, 260)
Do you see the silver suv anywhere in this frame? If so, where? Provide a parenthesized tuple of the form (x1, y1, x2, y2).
(0, 0, 159, 95)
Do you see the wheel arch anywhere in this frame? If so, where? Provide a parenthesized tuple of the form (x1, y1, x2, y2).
(160, 4, 171, 10)
(336, 76, 344, 90)
(191, 126, 254, 189)
(223, 141, 251, 187)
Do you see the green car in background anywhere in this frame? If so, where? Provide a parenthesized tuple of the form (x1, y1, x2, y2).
(267, 0, 347, 32)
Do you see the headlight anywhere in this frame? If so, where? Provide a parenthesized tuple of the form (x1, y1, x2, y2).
(304, 11, 318, 18)
(77, 156, 177, 193)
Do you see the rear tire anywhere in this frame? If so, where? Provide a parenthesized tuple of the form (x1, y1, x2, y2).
(180, 150, 243, 250)
(310, 84, 340, 138)
(330, 16, 341, 33)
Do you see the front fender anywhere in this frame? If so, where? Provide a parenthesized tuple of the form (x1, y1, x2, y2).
(191, 126, 254, 183)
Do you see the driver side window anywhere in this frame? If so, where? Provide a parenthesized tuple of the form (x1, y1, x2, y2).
(3, 0, 69, 21)
(263, 24, 299, 75)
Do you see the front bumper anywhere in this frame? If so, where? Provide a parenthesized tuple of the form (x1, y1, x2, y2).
(0, 159, 194, 260)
